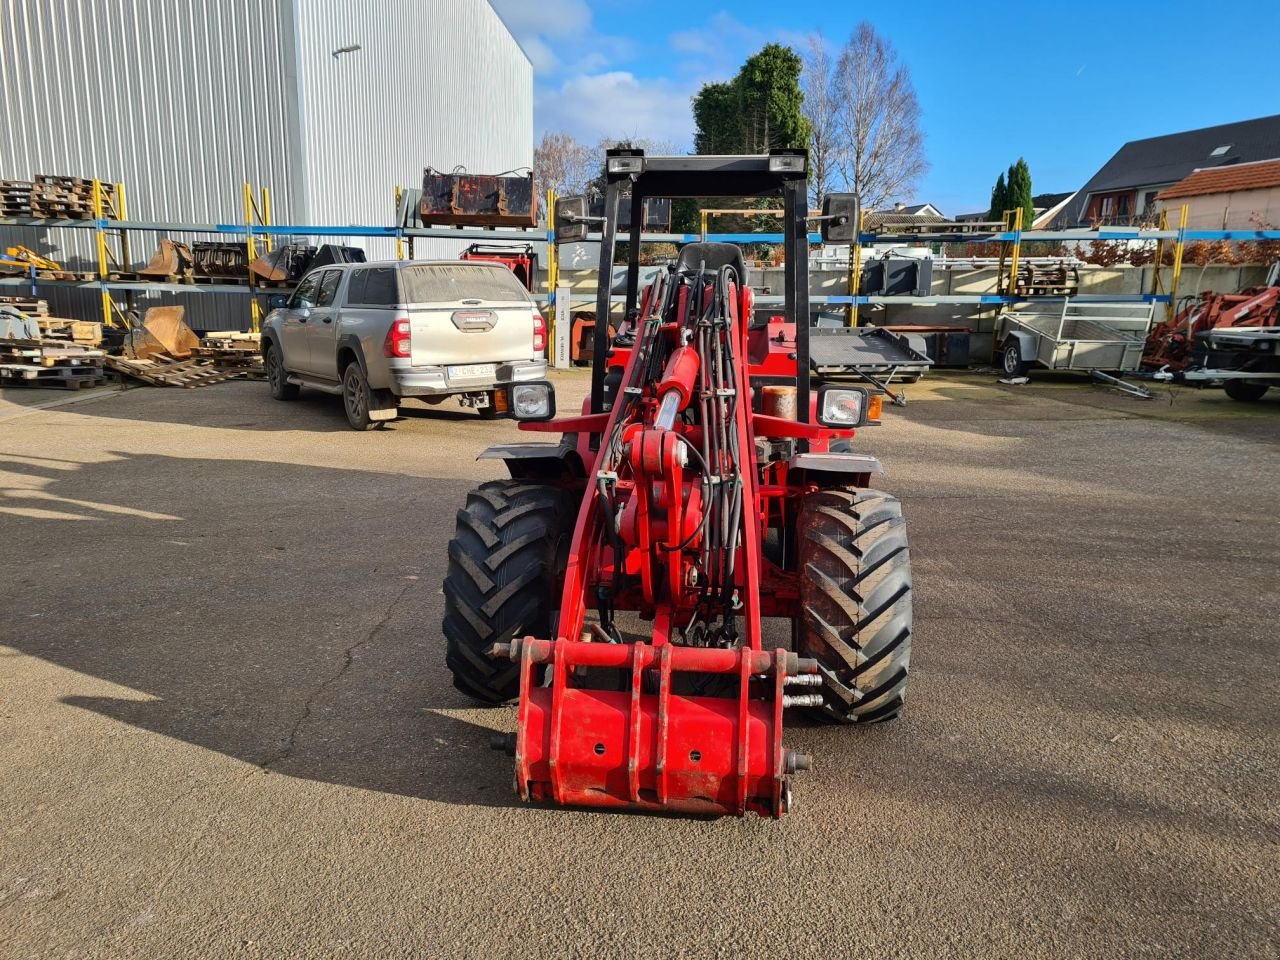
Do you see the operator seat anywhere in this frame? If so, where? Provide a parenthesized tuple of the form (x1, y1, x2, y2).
(676, 242, 747, 285)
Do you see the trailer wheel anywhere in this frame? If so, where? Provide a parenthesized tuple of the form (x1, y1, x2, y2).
(1001, 340, 1029, 377)
(442, 480, 574, 704)
(795, 488, 912, 723)
(1224, 380, 1269, 402)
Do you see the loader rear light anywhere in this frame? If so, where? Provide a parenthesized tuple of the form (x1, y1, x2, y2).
(816, 384, 870, 428)
(384, 315, 411, 358)
(532, 309, 546, 354)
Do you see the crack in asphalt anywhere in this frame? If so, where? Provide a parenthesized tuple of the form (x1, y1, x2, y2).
(259, 580, 414, 773)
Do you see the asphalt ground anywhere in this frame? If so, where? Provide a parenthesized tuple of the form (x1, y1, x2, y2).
(1, 371, 1277, 959)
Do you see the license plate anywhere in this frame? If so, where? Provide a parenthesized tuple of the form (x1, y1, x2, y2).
(447, 363, 496, 380)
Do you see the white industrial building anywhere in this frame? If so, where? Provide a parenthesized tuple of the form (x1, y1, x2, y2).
(0, 0, 533, 327)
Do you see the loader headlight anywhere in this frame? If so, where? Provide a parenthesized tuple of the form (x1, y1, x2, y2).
(816, 385, 869, 428)
(509, 381, 556, 421)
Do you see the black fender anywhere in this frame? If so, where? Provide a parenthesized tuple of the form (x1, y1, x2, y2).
(478, 438, 586, 482)
(335, 334, 369, 375)
(788, 450, 884, 489)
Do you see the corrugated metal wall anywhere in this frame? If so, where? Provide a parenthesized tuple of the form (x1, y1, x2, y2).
(0, 0, 533, 327)
(1, 0, 302, 328)
(290, 0, 533, 260)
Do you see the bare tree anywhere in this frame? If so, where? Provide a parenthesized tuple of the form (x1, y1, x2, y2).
(801, 33, 841, 208)
(831, 23, 928, 214)
(533, 131, 597, 197)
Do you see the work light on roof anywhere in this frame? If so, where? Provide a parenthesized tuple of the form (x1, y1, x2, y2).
(607, 155, 645, 175)
(768, 154, 806, 173)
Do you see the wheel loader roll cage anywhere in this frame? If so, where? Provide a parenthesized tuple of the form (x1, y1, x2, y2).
(567, 148, 848, 421)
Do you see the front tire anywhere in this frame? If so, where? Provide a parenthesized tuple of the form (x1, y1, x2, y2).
(266, 343, 299, 400)
(342, 362, 375, 430)
(795, 487, 913, 723)
(442, 480, 574, 703)
(1224, 380, 1269, 402)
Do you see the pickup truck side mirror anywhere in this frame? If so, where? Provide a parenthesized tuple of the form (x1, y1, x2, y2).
(821, 194, 859, 243)
(555, 196, 589, 244)
(268, 294, 289, 310)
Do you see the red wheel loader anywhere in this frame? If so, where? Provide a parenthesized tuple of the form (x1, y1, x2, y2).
(443, 150, 913, 817)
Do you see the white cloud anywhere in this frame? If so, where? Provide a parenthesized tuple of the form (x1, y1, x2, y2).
(537, 72, 696, 150)
(491, 0, 631, 76)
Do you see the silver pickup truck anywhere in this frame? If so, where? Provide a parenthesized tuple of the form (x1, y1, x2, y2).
(260, 260, 547, 429)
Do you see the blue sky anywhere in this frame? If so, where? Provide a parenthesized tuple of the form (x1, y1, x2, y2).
(492, 0, 1280, 215)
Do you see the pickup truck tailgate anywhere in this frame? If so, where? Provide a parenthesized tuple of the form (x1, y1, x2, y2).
(400, 264, 535, 367)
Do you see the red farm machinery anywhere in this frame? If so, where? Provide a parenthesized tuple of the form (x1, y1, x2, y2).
(441, 150, 913, 817)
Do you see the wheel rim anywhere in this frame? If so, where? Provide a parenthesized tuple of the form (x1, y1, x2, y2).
(1003, 345, 1019, 374)
(345, 368, 365, 420)
(268, 349, 284, 390)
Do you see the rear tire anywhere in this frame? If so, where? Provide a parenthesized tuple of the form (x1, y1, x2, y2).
(342, 362, 375, 431)
(795, 487, 913, 724)
(266, 343, 299, 400)
(442, 480, 574, 704)
(1224, 380, 1269, 402)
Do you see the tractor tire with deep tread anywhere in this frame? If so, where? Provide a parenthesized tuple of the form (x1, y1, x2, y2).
(795, 487, 913, 724)
(1224, 379, 1269, 402)
(442, 480, 574, 704)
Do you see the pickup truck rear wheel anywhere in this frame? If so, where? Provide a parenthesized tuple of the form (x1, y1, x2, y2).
(266, 343, 299, 400)
(443, 480, 573, 704)
(342, 363, 377, 431)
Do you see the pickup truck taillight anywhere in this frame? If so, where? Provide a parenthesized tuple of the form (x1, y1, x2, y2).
(532, 309, 546, 355)
(384, 315, 411, 358)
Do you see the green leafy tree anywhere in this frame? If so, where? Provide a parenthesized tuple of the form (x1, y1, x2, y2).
(987, 172, 1008, 222)
(988, 159, 1035, 226)
(1007, 157, 1035, 228)
(692, 82, 741, 154)
(684, 43, 811, 233)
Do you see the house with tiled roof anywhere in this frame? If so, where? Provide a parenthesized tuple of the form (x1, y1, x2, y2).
(1061, 114, 1280, 227)
(863, 202, 945, 230)
(1155, 158, 1280, 229)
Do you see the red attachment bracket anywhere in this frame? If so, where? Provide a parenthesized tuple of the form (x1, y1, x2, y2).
(500, 637, 816, 818)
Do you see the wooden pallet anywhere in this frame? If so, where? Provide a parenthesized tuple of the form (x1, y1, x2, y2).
(104, 355, 243, 388)
(0, 296, 48, 315)
(0, 363, 105, 389)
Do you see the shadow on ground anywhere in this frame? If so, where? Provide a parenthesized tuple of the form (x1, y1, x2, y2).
(2, 449, 523, 809)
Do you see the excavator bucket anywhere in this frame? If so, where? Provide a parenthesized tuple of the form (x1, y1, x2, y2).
(250, 244, 316, 282)
(138, 239, 194, 279)
(136, 306, 198, 359)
